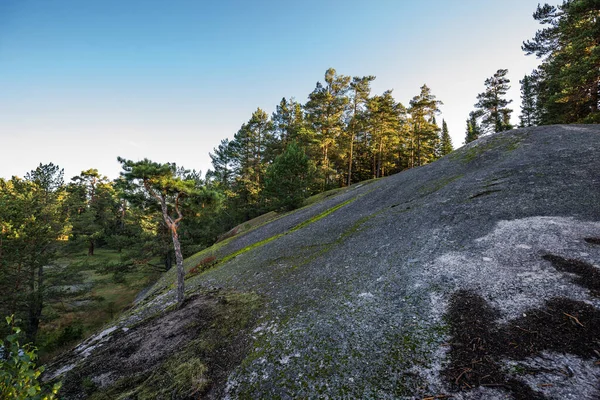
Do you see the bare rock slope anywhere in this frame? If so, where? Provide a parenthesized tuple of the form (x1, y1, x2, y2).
(47, 125, 600, 399)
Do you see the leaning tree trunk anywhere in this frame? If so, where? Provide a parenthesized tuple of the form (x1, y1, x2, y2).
(150, 185, 187, 307)
(170, 227, 185, 306)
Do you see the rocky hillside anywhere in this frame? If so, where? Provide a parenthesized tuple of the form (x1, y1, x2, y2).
(45, 125, 600, 399)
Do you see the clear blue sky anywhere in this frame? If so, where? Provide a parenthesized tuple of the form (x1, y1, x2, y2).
(0, 0, 543, 180)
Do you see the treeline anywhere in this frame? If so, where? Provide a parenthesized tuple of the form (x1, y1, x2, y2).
(467, 0, 599, 143)
(208, 69, 453, 224)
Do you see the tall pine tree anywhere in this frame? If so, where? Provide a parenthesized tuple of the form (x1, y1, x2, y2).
(346, 75, 375, 185)
(305, 68, 351, 189)
(474, 69, 513, 134)
(366, 90, 405, 178)
(408, 85, 442, 167)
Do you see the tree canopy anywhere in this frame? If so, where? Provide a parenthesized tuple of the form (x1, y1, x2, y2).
(523, 0, 600, 123)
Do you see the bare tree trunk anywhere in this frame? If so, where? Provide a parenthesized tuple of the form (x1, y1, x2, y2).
(26, 266, 43, 342)
(591, 79, 599, 114)
(372, 152, 376, 179)
(148, 183, 187, 306)
(377, 138, 383, 178)
(324, 144, 329, 188)
(409, 132, 415, 169)
(416, 136, 421, 167)
(347, 134, 354, 186)
(88, 239, 94, 256)
(171, 228, 185, 306)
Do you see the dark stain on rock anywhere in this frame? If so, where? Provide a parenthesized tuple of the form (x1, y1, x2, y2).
(469, 189, 502, 199)
(444, 290, 600, 399)
(543, 254, 600, 296)
(585, 238, 600, 245)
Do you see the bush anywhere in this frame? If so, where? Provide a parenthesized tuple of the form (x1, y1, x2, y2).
(0, 316, 61, 399)
(263, 141, 315, 211)
(40, 321, 84, 353)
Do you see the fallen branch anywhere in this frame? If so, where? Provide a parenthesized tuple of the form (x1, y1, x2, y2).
(515, 325, 537, 334)
(455, 367, 472, 385)
(563, 312, 584, 327)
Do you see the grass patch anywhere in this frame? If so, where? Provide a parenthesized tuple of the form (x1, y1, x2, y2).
(303, 187, 347, 207)
(291, 197, 357, 233)
(213, 197, 359, 267)
(185, 256, 219, 279)
(303, 178, 378, 207)
(220, 233, 284, 264)
(216, 211, 280, 243)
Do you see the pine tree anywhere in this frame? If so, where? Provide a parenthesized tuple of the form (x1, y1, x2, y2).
(272, 97, 307, 150)
(227, 108, 275, 219)
(207, 139, 237, 193)
(366, 90, 405, 178)
(68, 169, 118, 256)
(118, 158, 217, 306)
(0, 169, 68, 341)
(439, 119, 453, 156)
(346, 75, 375, 185)
(474, 69, 513, 134)
(430, 117, 442, 160)
(24, 163, 64, 193)
(305, 68, 351, 189)
(408, 85, 442, 167)
(523, 1, 600, 123)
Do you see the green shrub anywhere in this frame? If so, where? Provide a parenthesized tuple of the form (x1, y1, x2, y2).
(40, 321, 84, 353)
(0, 316, 61, 399)
(263, 141, 315, 211)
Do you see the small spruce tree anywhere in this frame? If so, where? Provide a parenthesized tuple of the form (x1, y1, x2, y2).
(439, 119, 453, 156)
(519, 74, 539, 127)
(464, 112, 482, 144)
